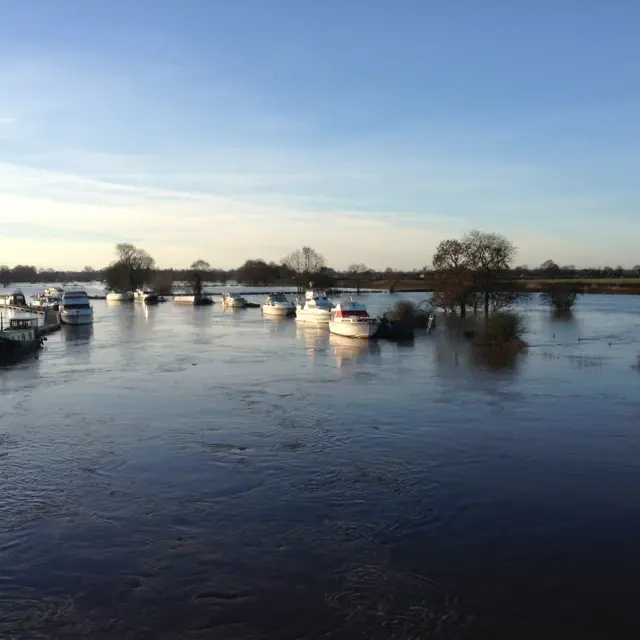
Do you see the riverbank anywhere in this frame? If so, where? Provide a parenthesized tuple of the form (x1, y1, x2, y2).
(367, 278, 640, 295)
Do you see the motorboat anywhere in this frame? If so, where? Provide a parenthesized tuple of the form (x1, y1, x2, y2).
(295, 285, 335, 323)
(59, 288, 94, 325)
(0, 289, 28, 308)
(106, 290, 133, 302)
(134, 286, 159, 304)
(30, 286, 63, 311)
(221, 292, 248, 308)
(262, 293, 296, 316)
(328, 300, 379, 339)
(0, 317, 42, 361)
(173, 293, 214, 306)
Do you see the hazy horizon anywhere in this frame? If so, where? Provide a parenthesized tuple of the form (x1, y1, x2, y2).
(2, 1, 639, 270)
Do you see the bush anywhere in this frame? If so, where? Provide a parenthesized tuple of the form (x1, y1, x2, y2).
(540, 284, 579, 312)
(383, 300, 433, 329)
(474, 312, 527, 348)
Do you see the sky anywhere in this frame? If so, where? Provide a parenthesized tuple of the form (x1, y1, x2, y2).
(1, 0, 639, 270)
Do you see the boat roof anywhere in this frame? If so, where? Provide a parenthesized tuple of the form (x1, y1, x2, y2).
(334, 301, 367, 311)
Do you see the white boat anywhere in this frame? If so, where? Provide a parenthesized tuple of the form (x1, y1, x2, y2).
(295, 286, 335, 323)
(262, 293, 296, 316)
(30, 286, 63, 311)
(173, 293, 213, 306)
(106, 290, 133, 302)
(220, 292, 248, 308)
(59, 288, 94, 325)
(134, 286, 159, 304)
(328, 300, 379, 339)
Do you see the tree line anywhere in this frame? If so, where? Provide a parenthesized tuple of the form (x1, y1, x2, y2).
(2, 240, 639, 295)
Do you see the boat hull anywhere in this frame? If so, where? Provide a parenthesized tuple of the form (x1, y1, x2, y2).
(329, 320, 379, 339)
(173, 295, 213, 306)
(296, 309, 333, 324)
(262, 305, 295, 316)
(59, 311, 94, 325)
(106, 293, 133, 302)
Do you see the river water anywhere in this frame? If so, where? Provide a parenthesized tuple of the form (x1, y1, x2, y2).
(1, 285, 639, 639)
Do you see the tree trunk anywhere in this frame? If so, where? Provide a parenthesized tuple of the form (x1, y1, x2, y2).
(484, 290, 490, 315)
(460, 303, 466, 318)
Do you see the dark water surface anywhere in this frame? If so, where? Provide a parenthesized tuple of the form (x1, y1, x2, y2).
(2, 288, 640, 639)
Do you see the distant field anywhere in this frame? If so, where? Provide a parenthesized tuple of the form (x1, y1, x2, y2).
(521, 278, 640, 285)
(365, 278, 640, 294)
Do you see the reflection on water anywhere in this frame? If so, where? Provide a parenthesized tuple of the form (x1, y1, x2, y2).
(296, 324, 330, 359)
(61, 324, 94, 342)
(2, 289, 640, 639)
(330, 333, 381, 368)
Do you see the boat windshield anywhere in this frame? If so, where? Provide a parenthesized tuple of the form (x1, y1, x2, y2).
(336, 309, 369, 318)
(64, 302, 91, 309)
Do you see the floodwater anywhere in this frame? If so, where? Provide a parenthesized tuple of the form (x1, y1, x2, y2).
(1, 285, 640, 639)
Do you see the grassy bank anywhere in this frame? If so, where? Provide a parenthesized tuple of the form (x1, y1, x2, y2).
(366, 278, 640, 295)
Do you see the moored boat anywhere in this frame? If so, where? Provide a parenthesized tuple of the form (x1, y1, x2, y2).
(0, 317, 42, 362)
(295, 285, 335, 323)
(106, 290, 133, 302)
(328, 300, 379, 339)
(173, 293, 214, 306)
(0, 290, 28, 308)
(30, 286, 63, 311)
(59, 288, 94, 325)
(220, 292, 248, 308)
(134, 286, 159, 304)
(262, 293, 296, 316)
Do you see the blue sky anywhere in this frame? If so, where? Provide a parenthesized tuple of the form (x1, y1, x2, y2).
(1, 0, 639, 269)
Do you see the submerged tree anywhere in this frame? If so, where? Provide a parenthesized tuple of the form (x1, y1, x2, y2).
(464, 230, 516, 316)
(431, 239, 474, 316)
(540, 283, 580, 313)
(104, 243, 155, 290)
(187, 259, 211, 296)
(283, 246, 327, 291)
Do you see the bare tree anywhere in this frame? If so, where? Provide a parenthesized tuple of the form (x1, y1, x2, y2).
(431, 239, 474, 317)
(188, 259, 211, 296)
(348, 263, 369, 294)
(283, 246, 326, 291)
(106, 243, 155, 290)
(463, 230, 516, 315)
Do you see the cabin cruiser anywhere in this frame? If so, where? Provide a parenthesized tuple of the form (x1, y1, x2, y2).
(106, 290, 133, 301)
(134, 286, 159, 304)
(30, 286, 63, 311)
(295, 286, 335, 323)
(0, 290, 27, 308)
(173, 293, 213, 306)
(328, 300, 379, 339)
(59, 288, 94, 325)
(262, 293, 296, 316)
(220, 292, 248, 308)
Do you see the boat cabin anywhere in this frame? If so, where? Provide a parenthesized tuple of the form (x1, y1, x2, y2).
(333, 302, 370, 319)
(0, 317, 39, 341)
(0, 291, 27, 307)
